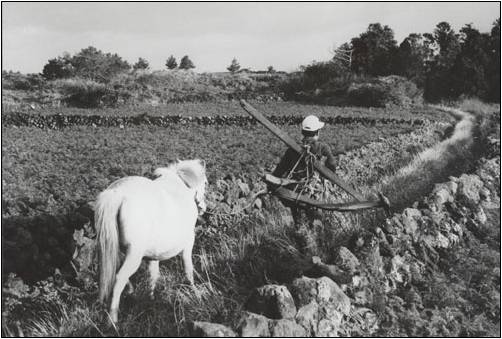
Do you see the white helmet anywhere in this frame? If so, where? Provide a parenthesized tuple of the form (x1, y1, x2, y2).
(302, 115, 325, 131)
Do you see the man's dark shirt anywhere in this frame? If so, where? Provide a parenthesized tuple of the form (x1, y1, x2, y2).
(272, 141, 338, 180)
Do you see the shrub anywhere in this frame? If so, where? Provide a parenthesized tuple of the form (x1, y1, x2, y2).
(347, 76, 423, 107)
(54, 78, 117, 108)
(2, 71, 46, 90)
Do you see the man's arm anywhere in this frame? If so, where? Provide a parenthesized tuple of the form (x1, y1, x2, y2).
(321, 143, 340, 172)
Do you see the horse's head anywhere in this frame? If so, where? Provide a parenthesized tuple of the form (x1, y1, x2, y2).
(175, 159, 208, 213)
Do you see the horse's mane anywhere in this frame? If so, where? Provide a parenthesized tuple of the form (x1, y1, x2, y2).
(154, 159, 206, 188)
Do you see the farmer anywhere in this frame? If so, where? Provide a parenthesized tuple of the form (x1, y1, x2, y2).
(271, 115, 343, 226)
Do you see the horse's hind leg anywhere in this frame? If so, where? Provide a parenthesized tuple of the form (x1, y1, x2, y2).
(109, 250, 142, 323)
(125, 280, 134, 295)
(181, 244, 195, 287)
(148, 260, 160, 300)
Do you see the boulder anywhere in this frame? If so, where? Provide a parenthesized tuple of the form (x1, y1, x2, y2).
(335, 247, 360, 273)
(191, 321, 236, 337)
(316, 303, 344, 336)
(291, 276, 351, 316)
(308, 256, 352, 285)
(432, 183, 455, 209)
(2, 273, 30, 298)
(317, 277, 351, 315)
(290, 276, 318, 307)
(401, 208, 421, 241)
(270, 319, 307, 337)
(238, 312, 271, 337)
(456, 174, 484, 207)
(245, 285, 297, 319)
(295, 302, 319, 335)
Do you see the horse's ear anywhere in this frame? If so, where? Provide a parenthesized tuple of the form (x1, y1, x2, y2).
(199, 159, 206, 169)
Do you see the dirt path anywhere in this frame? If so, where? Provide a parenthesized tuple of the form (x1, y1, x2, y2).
(376, 106, 480, 212)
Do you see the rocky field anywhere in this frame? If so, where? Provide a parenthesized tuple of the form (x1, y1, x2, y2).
(1, 101, 499, 337)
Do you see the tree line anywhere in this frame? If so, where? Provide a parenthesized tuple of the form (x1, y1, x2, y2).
(38, 19, 500, 102)
(306, 19, 500, 102)
(42, 47, 196, 81)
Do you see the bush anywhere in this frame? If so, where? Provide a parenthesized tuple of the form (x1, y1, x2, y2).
(2, 72, 46, 91)
(55, 78, 117, 108)
(347, 76, 423, 107)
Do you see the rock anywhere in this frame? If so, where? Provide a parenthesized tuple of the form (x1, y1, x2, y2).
(475, 207, 487, 224)
(401, 208, 421, 241)
(236, 179, 251, 197)
(270, 319, 307, 337)
(354, 288, 374, 306)
(238, 312, 271, 337)
(191, 321, 236, 337)
(245, 285, 297, 319)
(72, 229, 96, 272)
(2, 273, 30, 298)
(432, 187, 454, 209)
(335, 247, 360, 273)
(479, 187, 491, 201)
(457, 174, 484, 207)
(317, 319, 339, 337)
(316, 277, 351, 315)
(295, 302, 319, 335)
(389, 255, 410, 285)
(309, 256, 352, 285)
(316, 303, 344, 336)
(290, 276, 318, 307)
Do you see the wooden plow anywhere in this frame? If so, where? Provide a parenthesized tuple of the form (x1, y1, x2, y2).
(239, 99, 390, 214)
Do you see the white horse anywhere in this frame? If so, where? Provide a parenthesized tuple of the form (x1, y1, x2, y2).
(94, 159, 207, 323)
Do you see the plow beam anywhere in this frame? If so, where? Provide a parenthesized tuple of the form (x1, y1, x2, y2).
(273, 187, 391, 214)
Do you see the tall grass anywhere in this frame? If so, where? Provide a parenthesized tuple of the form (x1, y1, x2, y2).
(375, 105, 479, 211)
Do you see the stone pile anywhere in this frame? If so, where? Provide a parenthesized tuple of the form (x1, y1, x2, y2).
(3, 111, 426, 129)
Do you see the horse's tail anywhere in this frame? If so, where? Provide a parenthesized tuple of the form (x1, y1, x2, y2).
(95, 189, 122, 303)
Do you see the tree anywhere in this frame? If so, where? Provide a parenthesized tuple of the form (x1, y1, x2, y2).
(488, 18, 501, 101)
(267, 65, 276, 73)
(69, 46, 131, 81)
(165, 55, 178, 70)
(351, 23, 398, 76)
(449, 24, 491, 99)
(179, 55, 195, 70)
(227, 58, 241, 73)
(133, 57, 149, 70)
(394, 33, 429, 87)
(42, 53, 74, 80)
(423, 22, 461, 100)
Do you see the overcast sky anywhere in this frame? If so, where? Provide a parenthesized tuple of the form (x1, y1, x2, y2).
(2, 2, 500, 73)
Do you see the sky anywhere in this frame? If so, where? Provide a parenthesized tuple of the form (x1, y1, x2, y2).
(2, 2, 500, 74)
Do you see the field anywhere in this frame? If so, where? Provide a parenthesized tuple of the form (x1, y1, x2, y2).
(2, 100, 500, 337)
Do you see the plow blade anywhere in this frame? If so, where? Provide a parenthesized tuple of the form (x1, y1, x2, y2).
(240, 99, 364, 202)
(274, 187, 391, 214)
